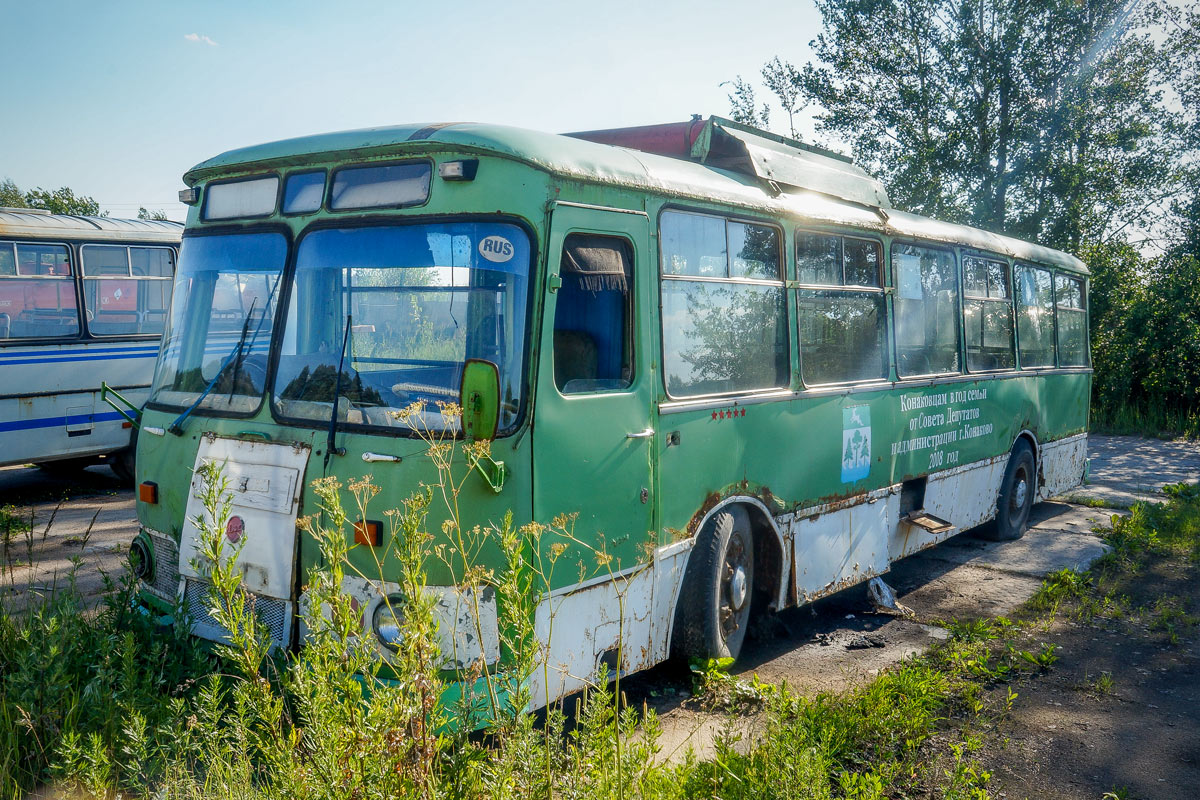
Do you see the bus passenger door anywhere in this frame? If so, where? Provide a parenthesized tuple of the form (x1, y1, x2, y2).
(531, 205, 655, 694)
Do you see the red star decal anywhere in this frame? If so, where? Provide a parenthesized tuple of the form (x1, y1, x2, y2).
(719, 410, 726, 419)
(712, 411, 718, 420)
(740, 408, 746, 417)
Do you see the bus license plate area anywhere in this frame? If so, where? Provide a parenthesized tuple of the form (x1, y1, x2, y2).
(178, 437, 311, 629)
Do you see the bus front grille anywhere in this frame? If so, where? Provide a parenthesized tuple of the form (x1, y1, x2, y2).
(143, 530, 180, 603)
(182, 578, 292, 649)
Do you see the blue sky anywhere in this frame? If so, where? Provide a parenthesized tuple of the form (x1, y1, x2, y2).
(0, 1, 824, 221)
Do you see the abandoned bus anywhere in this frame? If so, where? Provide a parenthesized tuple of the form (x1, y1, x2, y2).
(0, 209, 180, 481)
(131, 117, 1088, 709)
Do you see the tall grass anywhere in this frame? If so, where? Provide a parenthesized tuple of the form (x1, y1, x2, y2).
(1091, 400, 1200, 439)
(0, 402, 1026, 799)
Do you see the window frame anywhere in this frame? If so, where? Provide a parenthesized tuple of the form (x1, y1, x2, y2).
(281, 169, 328, 217)
(325, 159, 433, 214)
(552, 230, 638, 397)
(1013, 261, 1057, 371)
(890, 239, 963, 380)
(657, 207, 789, 400)
(1053, 271, 1089, 368)
(79, 244, 176, 339)
(793, 228, 889, 388)
(0, 239, 82, 345)
(264, 214, 538, 439)
(200, 174, 282, 222)
(960, 251, 1016, 375)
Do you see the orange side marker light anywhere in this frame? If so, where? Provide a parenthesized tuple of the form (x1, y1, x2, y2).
(354, 519, 382, 547)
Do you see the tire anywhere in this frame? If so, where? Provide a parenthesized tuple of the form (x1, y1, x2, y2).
(980, 441, 1036, 541)
(109, 445, 136, 485)
(671, 506, 755, 662)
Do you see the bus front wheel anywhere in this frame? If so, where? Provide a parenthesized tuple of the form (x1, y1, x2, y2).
(672, 506, 755, 662)
(983, 441, 1036, 541)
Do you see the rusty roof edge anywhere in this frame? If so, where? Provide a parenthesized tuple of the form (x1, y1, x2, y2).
(180, 122, 1085, 275)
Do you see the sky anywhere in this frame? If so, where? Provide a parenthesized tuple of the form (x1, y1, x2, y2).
(0, 0, 824, 221)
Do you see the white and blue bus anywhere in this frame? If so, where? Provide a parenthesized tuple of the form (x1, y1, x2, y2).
(0, 209, 181, 481)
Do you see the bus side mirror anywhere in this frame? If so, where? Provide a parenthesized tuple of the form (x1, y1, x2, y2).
(460, 359, 500, 442)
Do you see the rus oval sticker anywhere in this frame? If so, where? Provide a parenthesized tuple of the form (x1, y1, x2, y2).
(478, 235, 514, 263)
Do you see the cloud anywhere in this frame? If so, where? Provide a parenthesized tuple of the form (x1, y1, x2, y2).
(184, 33, 219, 47)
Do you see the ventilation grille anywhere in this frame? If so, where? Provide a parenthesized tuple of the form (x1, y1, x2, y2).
(182, 578, 292, 649)
(144, 530, 180, 602)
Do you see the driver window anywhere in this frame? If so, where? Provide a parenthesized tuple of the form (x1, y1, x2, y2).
(553, 234, 633, 394)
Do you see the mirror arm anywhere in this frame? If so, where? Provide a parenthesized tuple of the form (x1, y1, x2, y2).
(472, 453, 507, 494)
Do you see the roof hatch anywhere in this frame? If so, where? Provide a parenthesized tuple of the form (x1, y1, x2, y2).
(567, 116, 890, 210)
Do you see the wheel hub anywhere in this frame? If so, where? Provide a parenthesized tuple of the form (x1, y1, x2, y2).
(1014, 476, 1028, 510)
(729, 565, 748, 611)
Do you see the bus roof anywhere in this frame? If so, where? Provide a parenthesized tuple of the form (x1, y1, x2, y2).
(0, 209, 183, 244)
(184, 120, 1087, 275)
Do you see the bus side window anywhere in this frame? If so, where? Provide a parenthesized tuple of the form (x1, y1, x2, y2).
(1015, 265, 1055, 368)
(892, 243, 961, 377)
(963, 255, 1015, 371)
(82, 245, 175, 337)
(554, 234, 633, 394)
(0, 242, 79, 340)
(1055, 274, 1088, 366)
(796, 232, 887, 385)
(659, 212, 788, 397)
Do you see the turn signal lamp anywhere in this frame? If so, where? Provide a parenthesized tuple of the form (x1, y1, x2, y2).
(354, 519, 382, 547)
(138, 481, 158, 504)
(438, 159, 478, 181)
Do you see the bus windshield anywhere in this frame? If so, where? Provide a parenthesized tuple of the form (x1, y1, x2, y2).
(272, 221, 530, 434)
(149, 232, 287, 414)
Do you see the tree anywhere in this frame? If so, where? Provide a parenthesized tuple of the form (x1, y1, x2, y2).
(138, 207, 169, 221)
(0, 178, 25, 208)
(24, 186, 102, 216)
(737, 0, 1183, 252)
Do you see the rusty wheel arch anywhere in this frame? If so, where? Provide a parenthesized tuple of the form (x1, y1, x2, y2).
(689, 496, 788, 614)
(1014, 429, 1041, 482)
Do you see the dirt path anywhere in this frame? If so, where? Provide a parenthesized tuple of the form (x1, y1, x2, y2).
(627, 435, 1200, 769)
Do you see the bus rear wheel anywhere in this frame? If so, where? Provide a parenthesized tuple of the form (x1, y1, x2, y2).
(981, 441, 1036, 541)
(672, 506, 755, 662)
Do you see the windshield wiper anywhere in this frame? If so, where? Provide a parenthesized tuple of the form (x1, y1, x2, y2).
(167, 298, 259, 436)
(324, 314, 352, 469)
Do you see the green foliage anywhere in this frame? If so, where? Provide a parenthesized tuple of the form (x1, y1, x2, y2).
(738, 0, 1182, 250)
(23, 185, 103, 217)
(0, 178, 24, 208)
(137, 207, 169, 220)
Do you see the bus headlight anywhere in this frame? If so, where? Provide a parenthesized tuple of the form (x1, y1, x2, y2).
(372, 594, 405, 651)
(130, 533, 155, 582)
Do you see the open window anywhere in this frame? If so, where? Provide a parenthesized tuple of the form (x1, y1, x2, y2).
(553, 234, 634, 394)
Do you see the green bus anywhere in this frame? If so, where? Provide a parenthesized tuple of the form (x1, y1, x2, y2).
(131, 116, 1089, 709)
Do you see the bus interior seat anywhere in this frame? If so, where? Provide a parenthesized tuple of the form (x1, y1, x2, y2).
(554, 329, 598, 388)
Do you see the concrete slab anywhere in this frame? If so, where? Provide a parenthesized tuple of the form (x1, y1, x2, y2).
(1029, 501, 1127, 535)
(923, 528, 1111, 578)
(1057, 434, 1200, 508)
